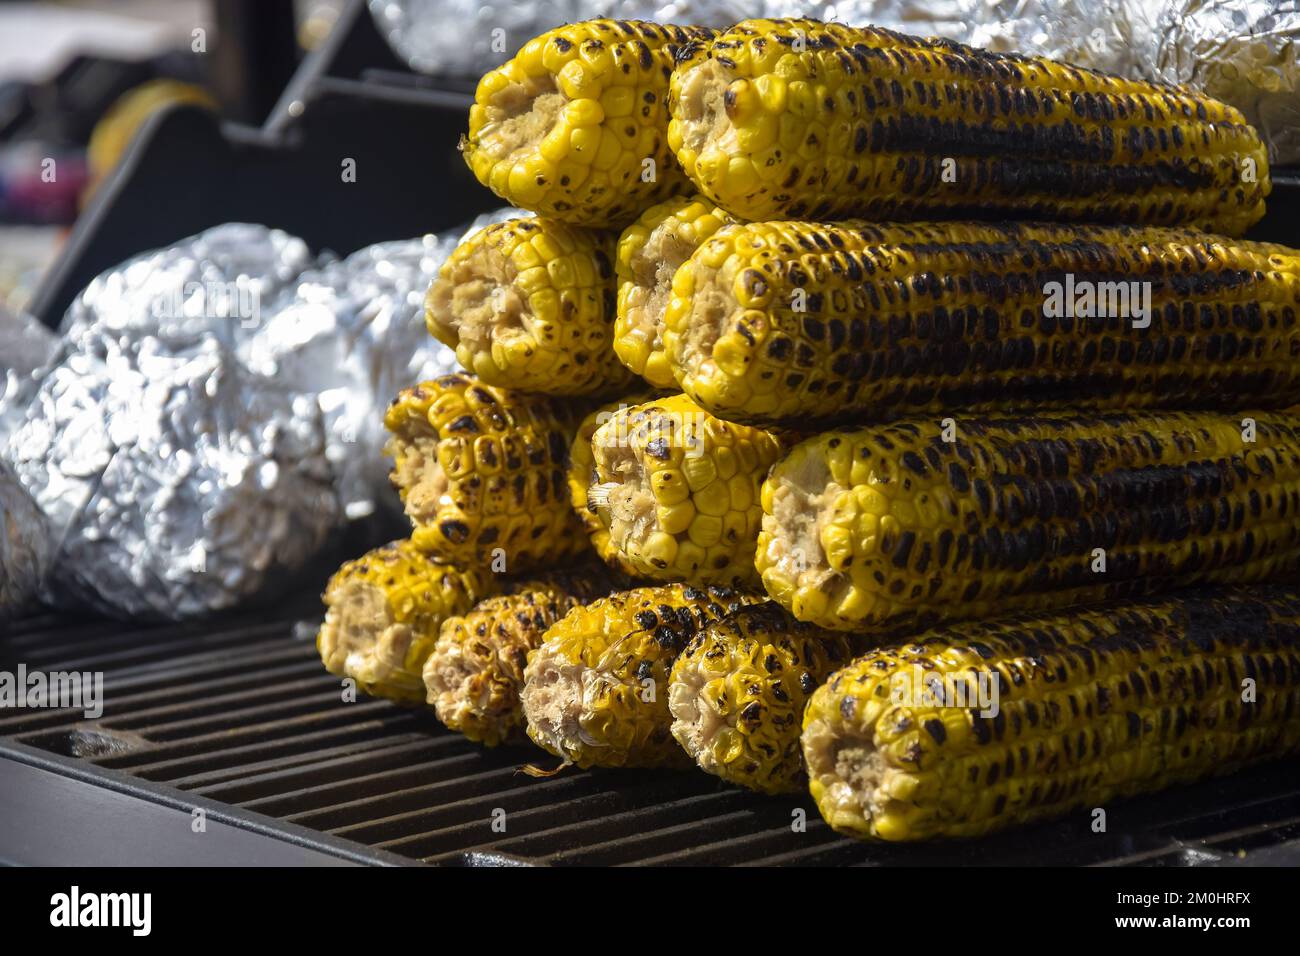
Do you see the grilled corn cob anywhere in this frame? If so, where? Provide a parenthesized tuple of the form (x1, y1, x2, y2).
(587, 393, 785, 585)
(667, 19, 1269, 235)
(666, 220, 1300, 426)
(423, 567, 615, 745)
(668, 602, 860, 794)
(384, 374, 589, 569)
(758, 409, 1300, 633)
(567, 389, 660, 575)
(521, 583, 765, 768)
(804, 586, 1300, 841)
(463, 20, 713, 227)
(426, 217, 635, 395)
(613, 194, 735, 388)
(316, 539, 494, 704)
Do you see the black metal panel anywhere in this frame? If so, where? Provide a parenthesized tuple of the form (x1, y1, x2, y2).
(4, 607, 1300, 866)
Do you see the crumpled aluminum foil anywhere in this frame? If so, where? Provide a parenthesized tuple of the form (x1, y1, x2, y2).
(0, 305, 58, 441)
(58, 222, 317, 359)
(367, 0, 750, 76)
(1154, 0, 1300, 166)
(240, 207, 525, 520)
(7, 336, 338, 620)
(0, 459, 50, 620)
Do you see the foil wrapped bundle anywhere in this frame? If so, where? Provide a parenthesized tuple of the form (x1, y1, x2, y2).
(0, 460, 50, 620)
(367, 0, 749, 76)
(7, 337, 338, 620)
(240, 208, 524, 520)
(58, 222, 317, 359)
(1154, 0, 1300, 166)
(0, 305, 58, 440)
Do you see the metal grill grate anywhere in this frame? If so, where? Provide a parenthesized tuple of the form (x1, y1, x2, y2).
(4, 606, 1300, 866)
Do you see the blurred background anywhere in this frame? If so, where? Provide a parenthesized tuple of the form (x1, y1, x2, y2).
(0, 0, 349, 318)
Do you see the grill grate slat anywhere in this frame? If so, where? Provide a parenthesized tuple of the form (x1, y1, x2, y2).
(5, 608, 1300, 866)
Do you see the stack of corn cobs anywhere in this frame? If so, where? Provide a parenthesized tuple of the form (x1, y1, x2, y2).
(316, 18, 1300, 843)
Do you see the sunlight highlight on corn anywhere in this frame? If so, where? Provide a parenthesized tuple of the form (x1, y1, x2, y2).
(667, 19, 1269, 235)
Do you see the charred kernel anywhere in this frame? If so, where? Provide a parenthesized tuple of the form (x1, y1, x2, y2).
(664, 219, 1300, 428)
(427, 218, 634, 395)
(385, 374, 588, 569)
(759, 409, 1300, 632)
(464, 20, 715, 226)
(669, 602, 863, 794)
(316, 540, 495, 705)
(803, 585, 1300, 841)
(422, 569, 614, 745)
(522, 583, 766, 768)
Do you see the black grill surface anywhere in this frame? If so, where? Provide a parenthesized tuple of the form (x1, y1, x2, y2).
(3, 603, 1300, 866)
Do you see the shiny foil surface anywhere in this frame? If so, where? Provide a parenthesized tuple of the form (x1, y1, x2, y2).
(0, 459, 50, 620)
(0, 306, 58, 440)
(58, 222, 317, 358)
(241, 208, 524, 521)
(7, 337, 338, 620)
(1155, 0, 1300, 166)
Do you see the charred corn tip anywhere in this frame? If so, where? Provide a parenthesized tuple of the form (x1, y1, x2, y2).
(588, 393, 785, 586)
(803, 586, 1300, 841)
(520, 583, 766, 768)
(424, 584, 589, 746)
(667, 602, 860, 794)
(316, 540, 493, 704)
(665, 220, 1300, 427)
(613, 194, 736, 388)
(567, 389, 661, 575)
(462, 19, 713, 226)
(383, 373, 590, 570)
(667, 18, 1269, 235)
(426, 217, 634, 396)
(758, 409, 1300, 633)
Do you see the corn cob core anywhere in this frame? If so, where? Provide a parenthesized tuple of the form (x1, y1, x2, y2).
(521, 583, 766, 768)
(316, 540, 493, 704)
(423, 567, 615, 746)
(759, 409, 1300, 632)
(426, 218, 634, 395)
(665, 219, 1300, 426)
(667, 19, 1269, 235)
(383, 374, 590, 570)
(803, 587, 1300, 841)
(587, 393, 785, 585)
(567, 390, 660, 575)
(462, 20, 714, 227)
(614, 194, 736, 388)
(668, 602, 860, 794)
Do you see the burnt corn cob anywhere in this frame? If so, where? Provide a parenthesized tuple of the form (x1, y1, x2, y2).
(668, 602, 861, 794)
(666, 220, 1300, 426)
(567, 389, 661, 575)
(614, 194, 736, 388)
(668, 19, 1269, 235)
(758, 409, 1300, 632)
(426, 217, 635, 396)
(804, 587, 1300, 841)
(384, 374, 589, 569)
(587, 393, 785, 585)
(463, 20, 714, 227)
(423, 566, 616, 745)
(521, 583, 766, 768)
(316, 539, 494, 704)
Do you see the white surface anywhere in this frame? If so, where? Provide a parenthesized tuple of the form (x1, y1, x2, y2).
(0, 1, 209, 82)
